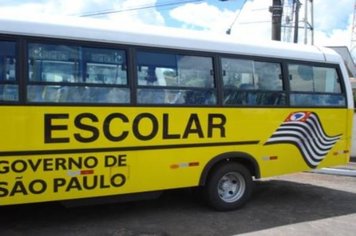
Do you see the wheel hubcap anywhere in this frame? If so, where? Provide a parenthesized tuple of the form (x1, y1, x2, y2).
(218, 172, 245, 203)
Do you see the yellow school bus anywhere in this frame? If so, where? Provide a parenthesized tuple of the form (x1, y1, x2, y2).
(0, 16, 353, 210)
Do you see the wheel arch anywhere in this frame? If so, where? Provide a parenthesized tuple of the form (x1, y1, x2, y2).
(199, 151, 260, 186)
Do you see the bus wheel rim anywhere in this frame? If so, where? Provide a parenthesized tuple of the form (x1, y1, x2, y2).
(217, 172, 246, 203)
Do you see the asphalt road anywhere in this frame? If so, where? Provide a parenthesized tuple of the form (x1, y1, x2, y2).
(1, 163, 356, 236)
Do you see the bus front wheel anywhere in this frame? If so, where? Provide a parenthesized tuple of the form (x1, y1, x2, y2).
(203, 162, 253, 211)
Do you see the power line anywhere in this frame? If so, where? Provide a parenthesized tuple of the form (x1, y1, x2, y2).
(226, 0, 248, 34)
(80, 0, 204, 17)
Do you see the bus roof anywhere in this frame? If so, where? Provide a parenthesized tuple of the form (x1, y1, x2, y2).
(0, 15, 343, 65)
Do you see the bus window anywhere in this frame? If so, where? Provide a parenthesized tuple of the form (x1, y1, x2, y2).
(0, 41, 18, 102)
(84, 47, 127, 85)
(136, 51, 216, 105)
(221, 58, 284, 106)
(221, 58, 255, 88)
(28, 44, 80, 82)
(288, 64, 346, 106)
(0, 84, 18, 101)
(27, 43, 129, 104)
(83, 47, 129, 103)
(86, 86, 129, 104)
(254, 61, 283, 91)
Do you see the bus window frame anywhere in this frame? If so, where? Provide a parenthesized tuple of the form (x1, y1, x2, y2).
(24, 38, 131, 106)
(0, 37, 20, 104)
(134, 46, 219, 106)
(285, 60, 347, 108)
(218, 54, 287, 107)
(0, 34, 349, 109)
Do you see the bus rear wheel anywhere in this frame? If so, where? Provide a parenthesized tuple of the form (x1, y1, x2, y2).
(203, 162, 253, 211)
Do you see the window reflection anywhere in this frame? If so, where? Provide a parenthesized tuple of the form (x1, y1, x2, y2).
(0, 41, 18, 102)
(27, 43, 129, 104)
(221, 58, 284, 106)
(136, 51, 216, 105)
(288, 64, 345, 107)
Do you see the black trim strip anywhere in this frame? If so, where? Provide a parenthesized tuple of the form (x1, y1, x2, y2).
(0, 140, 259, 157)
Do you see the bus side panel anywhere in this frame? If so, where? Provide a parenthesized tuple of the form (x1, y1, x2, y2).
(255, 108, 351, 177)
(0, 106, 351, 205)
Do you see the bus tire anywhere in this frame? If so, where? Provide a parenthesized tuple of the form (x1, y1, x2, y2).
(203, 162, 253, 211)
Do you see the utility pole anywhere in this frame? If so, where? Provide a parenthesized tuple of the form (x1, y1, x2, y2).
(310, 0, 314, 44)
(282, 0, 294, 42)
(270, 0, 283, 41)
(280, 0, 313, 44)
(293, 0, 301, 43)
(303, 0, 314, 44)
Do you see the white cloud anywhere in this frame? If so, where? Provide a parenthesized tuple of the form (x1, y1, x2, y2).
(0, 0, 91, 17)
(169, 0, 272, 41)
(314, 14, 353, 47)
(109, 0, 165, 26)
(313, 0, 353, 32)
(0, 0, 354, 51)
(169, 2, 235, 32)
(0, 0, 165, 27)
(228, 0, 271, 41)
(169, 0, 355, 49)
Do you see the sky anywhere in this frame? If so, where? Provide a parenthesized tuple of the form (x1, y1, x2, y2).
(0, 0, 354, 52)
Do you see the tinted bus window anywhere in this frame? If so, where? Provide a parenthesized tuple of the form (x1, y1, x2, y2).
(288, 64, 345, 106)
(27, 43, 129, 104)
(28, 44, 80, 83)
(0, 41, 18, 102)
(84, 47, 127, 85)
(136, 51, 216, 105)
(221, 58, 285, 106)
